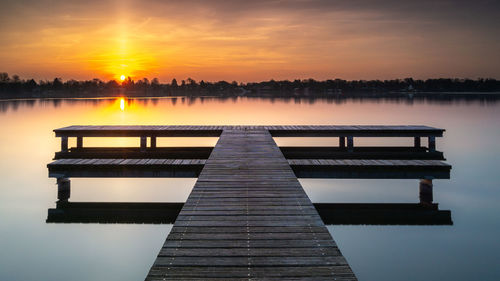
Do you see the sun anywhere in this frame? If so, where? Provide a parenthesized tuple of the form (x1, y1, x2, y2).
(120, 75, 126, 81)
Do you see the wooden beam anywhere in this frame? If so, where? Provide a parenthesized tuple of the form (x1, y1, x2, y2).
(279, 146, 445, 160)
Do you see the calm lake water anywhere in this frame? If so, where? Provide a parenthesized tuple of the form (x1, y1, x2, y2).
(0, 96, 499, 281)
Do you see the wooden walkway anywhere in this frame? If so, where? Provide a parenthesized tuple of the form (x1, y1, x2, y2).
(146, 128, 357, 280)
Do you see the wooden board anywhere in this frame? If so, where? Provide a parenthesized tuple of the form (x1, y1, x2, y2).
(290, 159, 451, 179)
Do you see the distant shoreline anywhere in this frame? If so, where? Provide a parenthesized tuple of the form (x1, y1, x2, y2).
(2, 76, 500, 100)
(1, 91, 500, 102)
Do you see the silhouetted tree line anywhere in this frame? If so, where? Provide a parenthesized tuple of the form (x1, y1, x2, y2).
(1, 73, 499, 99)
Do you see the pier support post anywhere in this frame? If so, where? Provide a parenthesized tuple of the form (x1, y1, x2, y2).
(414, 137, 421, 148)
(140, 136, 147, 151)
(61, 136, 68, 152)
(150, 136, 157, 149)
(428, 136, 436, 152)
(419, 179, 433, 206)
(57, 178, 71, 201)
(76, 137, 83, 149)
(339, 137, 345, 149)
(347, 136, 353, 152)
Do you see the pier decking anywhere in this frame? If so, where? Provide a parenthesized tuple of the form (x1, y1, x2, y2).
(47, 125, 452, 280)
(147, 128, 355, 280)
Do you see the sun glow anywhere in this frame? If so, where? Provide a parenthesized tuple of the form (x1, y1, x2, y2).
(120, 75, 126, 81)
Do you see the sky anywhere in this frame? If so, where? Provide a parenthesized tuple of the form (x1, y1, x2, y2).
(0, 0, 499, 82)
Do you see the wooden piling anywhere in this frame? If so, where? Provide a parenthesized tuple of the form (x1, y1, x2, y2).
(140, 136, 147, 151)
(414, 137, 421, 148)
(347, 136, 354, 152)
(428, 136, 436, 152)
(61, 136, 68, 152)
(76, 137, 83, 149)
(339, 136, 346, 148)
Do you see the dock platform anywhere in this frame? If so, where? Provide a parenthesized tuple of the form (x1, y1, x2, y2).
(47, 125, 452, 280)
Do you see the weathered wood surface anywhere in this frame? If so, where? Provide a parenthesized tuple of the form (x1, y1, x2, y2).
(47, 157, 451, 179)
(280, 146, 445, 160)
(290, 159, 451, 179)
(54, 125, 444, 137)
(47, 158, 205, 178)
(49, 158, 207, 166)
(54, 147, 213, 159)
(146, 129, 357, 280)
(289, 159, 450, 167)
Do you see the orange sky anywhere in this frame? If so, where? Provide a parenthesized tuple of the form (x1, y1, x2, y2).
(0, 0, 499, 82)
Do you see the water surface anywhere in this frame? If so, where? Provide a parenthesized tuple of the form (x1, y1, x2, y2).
(0, 97, 499, 281)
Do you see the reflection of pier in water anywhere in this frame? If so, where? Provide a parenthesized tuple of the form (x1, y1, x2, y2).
(47, 125, 452, 280)
(48, 201, 452, 226)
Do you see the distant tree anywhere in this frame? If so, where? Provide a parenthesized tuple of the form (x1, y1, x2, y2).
(151, 78, 160, 91)
(187, 77, 196, 86)
(0, 73, 9, 82)
(122, 76, 134, 89)
(22, 79, 37, 93)
(12, 75, 20, 83)
(404, 78, 414, 85)
(53, 78, 63, 90)
(106, 80, 119, 88)
(26, 79, 37, 87)
(171, 78, 178, 87)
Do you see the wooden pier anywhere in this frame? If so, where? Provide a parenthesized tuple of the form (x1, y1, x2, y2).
(47, 125, 452, 280)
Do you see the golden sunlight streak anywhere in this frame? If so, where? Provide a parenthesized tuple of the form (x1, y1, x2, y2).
(84, 20, 159, 81)
(120, 98, 125, 111)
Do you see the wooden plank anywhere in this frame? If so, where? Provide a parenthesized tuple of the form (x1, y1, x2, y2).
(153, 256, 347, 266)
(147, 266, 356, 279)
(158, 247, 341, 257)
(288, 159, 451, 168)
